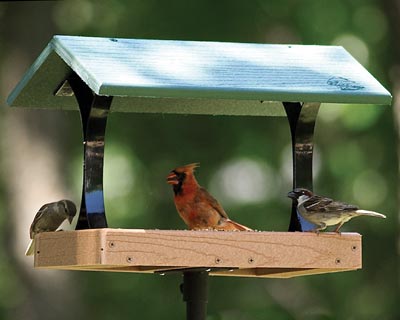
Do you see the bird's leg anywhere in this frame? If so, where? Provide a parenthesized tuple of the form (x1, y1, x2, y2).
(333, 222, 344, 234)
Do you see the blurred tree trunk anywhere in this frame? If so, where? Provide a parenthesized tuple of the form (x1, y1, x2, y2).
(0, 3, 82, 320)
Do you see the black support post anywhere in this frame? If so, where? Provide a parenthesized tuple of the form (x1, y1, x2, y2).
(67, 74, 113, 229)
(283, 102, 320, 232)
(182, 271, 209, 320)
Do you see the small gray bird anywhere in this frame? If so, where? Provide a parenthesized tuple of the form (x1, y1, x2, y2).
(288, 188, 386, 233)
(25, 200, 77, 256)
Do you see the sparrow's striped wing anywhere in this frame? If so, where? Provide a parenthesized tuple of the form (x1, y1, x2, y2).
(303, 195, 358, 213)
(29, 204, 50, 238)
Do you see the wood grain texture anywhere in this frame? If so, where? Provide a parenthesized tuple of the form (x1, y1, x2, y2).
(34, 229, 361, 278)
(8, 36, 391, 116)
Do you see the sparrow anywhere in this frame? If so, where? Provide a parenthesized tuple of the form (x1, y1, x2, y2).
(166, 163, 252, 231)
(25, 200, 77, 256)
(287, 188, 386, 233)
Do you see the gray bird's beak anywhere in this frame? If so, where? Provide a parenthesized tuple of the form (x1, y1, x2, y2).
(68, 215, 74, 224)
(287, 191, 296, 199)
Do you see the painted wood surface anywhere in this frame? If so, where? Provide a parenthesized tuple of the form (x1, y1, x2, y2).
(8, 36, 391, 116)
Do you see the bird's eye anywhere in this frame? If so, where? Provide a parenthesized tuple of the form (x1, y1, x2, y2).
(176, 172, 185, 180)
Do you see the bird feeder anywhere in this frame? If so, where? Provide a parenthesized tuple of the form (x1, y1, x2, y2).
(8, 36, 391, 319)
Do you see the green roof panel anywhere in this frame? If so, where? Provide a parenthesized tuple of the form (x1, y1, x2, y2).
(7, 35, 391, 116)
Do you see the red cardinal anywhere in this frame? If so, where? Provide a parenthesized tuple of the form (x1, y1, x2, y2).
(166, 163, 252, 231)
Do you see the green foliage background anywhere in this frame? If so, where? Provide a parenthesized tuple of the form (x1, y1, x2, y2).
(0, 0, 398, 319)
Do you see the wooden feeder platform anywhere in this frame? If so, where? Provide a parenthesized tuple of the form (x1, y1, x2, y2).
(34, 229, 361, 278)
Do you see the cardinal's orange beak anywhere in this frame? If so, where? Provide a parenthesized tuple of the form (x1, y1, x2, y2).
(166, 172, 179, 185)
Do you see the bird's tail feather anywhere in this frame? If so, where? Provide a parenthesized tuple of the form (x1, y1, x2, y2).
(355, 210, 386, 219)
(25, 239, 35, 256)
(226, 219, 253, 231)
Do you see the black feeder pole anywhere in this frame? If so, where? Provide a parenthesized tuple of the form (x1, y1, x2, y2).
(182, 271, 209, 320)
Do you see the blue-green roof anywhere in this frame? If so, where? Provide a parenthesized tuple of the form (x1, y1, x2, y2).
(7, 35, 391, 116)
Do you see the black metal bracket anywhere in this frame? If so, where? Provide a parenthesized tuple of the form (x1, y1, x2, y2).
(66, 75, 113, 229)
(181, 271, 209, 320)
(284, 102, 320, 231)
